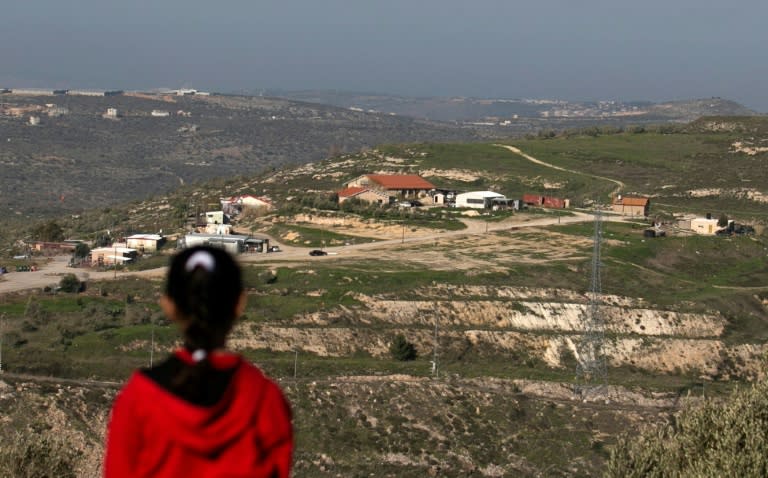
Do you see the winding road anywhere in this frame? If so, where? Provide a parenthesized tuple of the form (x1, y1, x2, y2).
(496, 144, 626, 198)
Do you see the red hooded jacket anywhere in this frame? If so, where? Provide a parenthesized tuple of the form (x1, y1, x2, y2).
(104, 350, 292, 478)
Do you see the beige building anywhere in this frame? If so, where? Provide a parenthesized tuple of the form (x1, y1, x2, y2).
(342, 174, 436, 199)
(125, 234, 164, 253)
(691, 217, 721, 235)
(90, 247, 138, 266)
(612, 196, 649, 217)
(337, 187, 391, 205)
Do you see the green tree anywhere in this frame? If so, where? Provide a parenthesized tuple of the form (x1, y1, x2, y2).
(389, 334, 417, 361)
(717, 213, 729, 228)
(607, 379, 768, 477)
(59, 274, 81, 293)
(32, 221, 64, 242)
(73, 242, 90, 258)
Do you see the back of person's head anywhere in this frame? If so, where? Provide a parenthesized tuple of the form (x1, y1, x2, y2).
(165, 246, 243, 352)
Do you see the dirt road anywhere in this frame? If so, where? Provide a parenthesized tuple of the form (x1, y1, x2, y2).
(497, 144, 625, 198)
(0, 208, 612, 294)
(0, 255, 165, 295)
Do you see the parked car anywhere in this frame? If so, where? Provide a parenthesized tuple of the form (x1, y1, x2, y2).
(309, 249, 327, 256)
(268, 245, 281, 252)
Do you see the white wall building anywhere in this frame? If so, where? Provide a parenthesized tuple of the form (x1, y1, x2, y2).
(691, 217, 720, 235)
(125, 234, 164, 253)
(455, 191, 509, 210)
(181, 233, 249, 255)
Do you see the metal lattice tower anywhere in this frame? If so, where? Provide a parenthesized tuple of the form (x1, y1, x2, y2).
(575, 209, 607, 396)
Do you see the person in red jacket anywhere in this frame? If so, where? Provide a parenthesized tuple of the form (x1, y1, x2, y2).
(104, 246, 293, 477)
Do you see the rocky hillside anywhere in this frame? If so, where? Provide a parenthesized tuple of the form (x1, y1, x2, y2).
(0, 371, 684, 477)
(0, 92, 481, 217)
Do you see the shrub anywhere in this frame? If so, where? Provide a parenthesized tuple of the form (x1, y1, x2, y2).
(0, 427, 80, 478)
(389, 334, 417, 361)
(606, 379, 768, 477)
(58, 274, 81, 293)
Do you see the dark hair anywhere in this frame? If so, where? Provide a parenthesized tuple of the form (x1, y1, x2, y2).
(164, 246, 244, 399)
(166, 245, 243, 350)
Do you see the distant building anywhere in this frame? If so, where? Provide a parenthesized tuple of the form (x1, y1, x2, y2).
(455, 191, 510, 210)
(46, 106, 69, 117)
(151, 110, 170, 117)
(28, 116, 40, 126)
(221, 195, 274, 215)
(66, 89, 123, 96)
(28, 241, 77, 254)
(337, 187, 391, 205)
(612, 195, 649, 217)
(343, 174, 436, 199)
(204, 211, 225, 225)
(523, 194, 570, 209)
(104, 108, 119, 118)
(90, 247, 138, 266)
(691, 217, 721, 235)
(125, 234, 164, 253)
(10, 88, 58, 96)
(180, 233, 250, 255)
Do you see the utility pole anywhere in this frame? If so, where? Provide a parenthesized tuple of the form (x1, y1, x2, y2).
(113, 244, 117, 279)
(0, 314, 4, 373)
(575, 209, 607, 398)
(293, 349, 299, 379)
(432, 316, 439, 378)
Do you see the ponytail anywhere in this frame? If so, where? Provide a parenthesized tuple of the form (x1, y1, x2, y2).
(164, 246, 243, 397)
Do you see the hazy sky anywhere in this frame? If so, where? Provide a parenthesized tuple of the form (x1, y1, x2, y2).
(3, 0, 767, 111)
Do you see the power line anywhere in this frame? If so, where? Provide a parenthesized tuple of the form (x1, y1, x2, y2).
(575, 209, 607, 398)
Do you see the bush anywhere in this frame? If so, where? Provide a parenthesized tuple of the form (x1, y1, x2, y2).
(0, 427, 80, 478)
(58, 274, 81, 293)
(389, 334, 417, 361)
(606, 379, 768, 477)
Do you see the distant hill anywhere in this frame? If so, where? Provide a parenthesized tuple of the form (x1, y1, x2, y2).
(0, 93, 482, 217)
(267, 90, 759, 124)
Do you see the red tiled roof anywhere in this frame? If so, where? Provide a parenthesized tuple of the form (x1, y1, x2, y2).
(616, 196, 649, 206)
(338, 187, 368, 198)
(366, 174, 436, 190)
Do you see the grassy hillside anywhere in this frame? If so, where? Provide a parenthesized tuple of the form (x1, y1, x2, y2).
(2, 119, 768, 476)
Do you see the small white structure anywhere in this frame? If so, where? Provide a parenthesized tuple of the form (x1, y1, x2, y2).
(205, 211, 225, 225)
(203, 224, 232, 235)
(151, 110, 170, 117)
(105, 108, 118, 118)
(90, 247, 138, 266)
(221, 195, 274, 215)
(455, 191, 509, 210)
(180, 233, 249, 255)
(125, 234, 164, 253)
(691, 217, 720, 235)
(28, 116, 41, 126)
